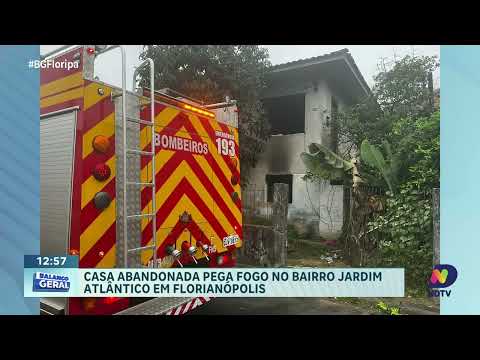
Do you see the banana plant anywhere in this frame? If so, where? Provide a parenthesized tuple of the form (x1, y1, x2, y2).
(301, 140, 401, 194)
(360, 139, 401, 194)
(300, 142, 354, 183)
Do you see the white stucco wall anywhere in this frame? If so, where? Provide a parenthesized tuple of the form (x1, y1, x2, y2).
(289, 177, 344, 240)
(247, 79, 348, 239)
(305, 79, 331, 147)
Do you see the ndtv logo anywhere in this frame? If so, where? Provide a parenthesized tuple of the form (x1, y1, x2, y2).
(428, 264, 458, 297)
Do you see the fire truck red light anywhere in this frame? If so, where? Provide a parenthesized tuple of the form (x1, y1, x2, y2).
(104, 297, 119, 305)
(93, 163, 111, 181)
(87, 47, 95, 54)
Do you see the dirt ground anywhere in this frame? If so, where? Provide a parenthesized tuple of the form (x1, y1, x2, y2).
(286, 238, 439, 315)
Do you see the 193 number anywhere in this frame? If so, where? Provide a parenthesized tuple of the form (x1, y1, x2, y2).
(216, 138, 235, 157)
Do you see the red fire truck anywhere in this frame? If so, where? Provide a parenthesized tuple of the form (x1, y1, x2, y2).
(40, 45, 242, 315)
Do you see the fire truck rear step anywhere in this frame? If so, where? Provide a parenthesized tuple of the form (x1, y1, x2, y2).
(114, 297, 197, 315)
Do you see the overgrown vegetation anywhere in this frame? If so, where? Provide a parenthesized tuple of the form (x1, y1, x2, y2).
(301, 53, 440, 295)
(367, 111, 439, 295)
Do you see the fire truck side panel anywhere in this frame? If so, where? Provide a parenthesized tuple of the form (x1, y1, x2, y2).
(68, 80, 125, 315)
(80, 82, 117, 269)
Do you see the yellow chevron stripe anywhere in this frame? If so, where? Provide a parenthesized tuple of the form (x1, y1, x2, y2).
(81, 156, 116, 209)
(198, 121, 242, 231)
(188, 113, 240, 189)
(40, 71, 84, 99)
(139, 149, 176, 230)
(40, 86, 83, 109)
(140, 158, 237, 249)
(80, 199, 116, 259)
(83, 82, 113, 111)
(140, 107, 181, 149)
(188, 115, 242, 212)
(139, 126, 200, 188)
(140, 127, 241, 230)
(97, 245, 116, 268)
(82, 112, 115, 159)
(140, 158, 211, 231)
(193, 152, 242, 222)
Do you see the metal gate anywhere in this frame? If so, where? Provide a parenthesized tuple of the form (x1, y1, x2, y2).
(242, 188, 272, 225)
(239, 184, 288, 267)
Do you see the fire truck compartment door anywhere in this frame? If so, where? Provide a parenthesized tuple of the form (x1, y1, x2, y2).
(40, 109, 77, 314)
(40, 109, 76, 254)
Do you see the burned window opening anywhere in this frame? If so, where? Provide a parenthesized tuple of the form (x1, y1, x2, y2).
(263, 94, 305, 135)
(266, 174, 293, 204)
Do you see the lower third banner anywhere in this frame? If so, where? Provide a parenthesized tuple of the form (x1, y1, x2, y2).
(24, 268, 404, 298)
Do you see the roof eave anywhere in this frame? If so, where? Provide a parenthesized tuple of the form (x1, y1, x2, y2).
(269, 51, 371, 99)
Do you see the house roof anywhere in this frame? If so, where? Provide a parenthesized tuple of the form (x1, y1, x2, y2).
(268, 48, 371, 99)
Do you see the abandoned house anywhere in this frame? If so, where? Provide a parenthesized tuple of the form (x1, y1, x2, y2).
(247, 49, 371, 240)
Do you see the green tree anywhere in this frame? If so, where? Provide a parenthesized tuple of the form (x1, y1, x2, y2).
(137, 45, 271, 186)
(336, 54, 439, 159)
(374, 55, 439, 119)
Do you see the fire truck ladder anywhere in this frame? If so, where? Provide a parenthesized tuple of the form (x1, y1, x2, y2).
(125, 58, 157, 268)
(113, 48, 157, 268)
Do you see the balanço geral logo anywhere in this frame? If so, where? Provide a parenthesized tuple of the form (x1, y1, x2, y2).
(428, 264, 457, 297)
